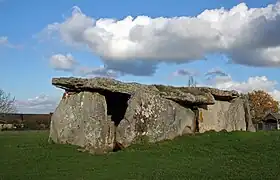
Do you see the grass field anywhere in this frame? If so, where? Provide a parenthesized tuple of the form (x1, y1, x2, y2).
(1, 131, 280, 180)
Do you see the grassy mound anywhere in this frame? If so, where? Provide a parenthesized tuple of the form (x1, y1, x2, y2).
(0, 130, 280, 180)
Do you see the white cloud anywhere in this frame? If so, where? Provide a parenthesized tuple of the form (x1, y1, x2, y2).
(170, 68, 280, 101)
(50, 53, 120, 78)
(15, 94, 59, 114)
(39, 2, 280, 76)
(210, 75, 233, 85)
(270, 89, 280, 101)
(49, 53, 77, 71)
(208, 74, 280, 101)
(214, 76, 276, 92)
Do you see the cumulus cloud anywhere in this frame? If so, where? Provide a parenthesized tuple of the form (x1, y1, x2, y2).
(208, 74, 280, 101)
(270, 90, 280, 101)
(50, 53, 120, 78)
(15, 94, 59, 114)
(50, 53, 78, 71)
(214, 76, 276, 92)
(171, 67, 280, 101)
(210, 75, 233, 85)
(39, 2, 280, 76)
(75, 66, 120, 78)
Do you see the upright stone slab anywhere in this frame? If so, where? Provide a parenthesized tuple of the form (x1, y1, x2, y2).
(198, 97, 255, 133)
(116, 91, 195, 147)
(242, 95, 256, 132)
(224, 98, 247, 131)
(49, 91, 115, 154)
(198, 100, 231, 133)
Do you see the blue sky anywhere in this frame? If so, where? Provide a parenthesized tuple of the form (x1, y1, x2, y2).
(0, 0, 280, 113)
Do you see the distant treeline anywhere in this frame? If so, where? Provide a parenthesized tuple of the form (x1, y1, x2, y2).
(0, 113, 52, 131)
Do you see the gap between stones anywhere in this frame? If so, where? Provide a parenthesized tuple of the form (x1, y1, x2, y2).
(96, 90, 202, 152)
(98, 90, 130, 152)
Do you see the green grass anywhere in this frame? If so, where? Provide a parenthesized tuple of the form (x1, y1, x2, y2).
(1, 131, 280, 180)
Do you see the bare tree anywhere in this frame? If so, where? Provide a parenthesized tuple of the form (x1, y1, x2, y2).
(0, 89, 17, 113)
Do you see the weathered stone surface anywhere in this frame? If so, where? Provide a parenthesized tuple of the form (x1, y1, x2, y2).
(155, 86, 238, 102)
(242, 95, 256, 132)
(50, 77, 256, 153)
(49, 91, 115, 154)
(154, 85, 215, 105)
(52, 77, 157, 95)
(198, 101, 231, 133)
(198, 97, 256, 133)
(52, 77, 238, 105)
(189, 87, 239, 100)
(116, 91, 195, 147)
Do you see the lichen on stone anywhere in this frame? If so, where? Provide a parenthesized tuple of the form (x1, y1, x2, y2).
(50, 77, 256, 154)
